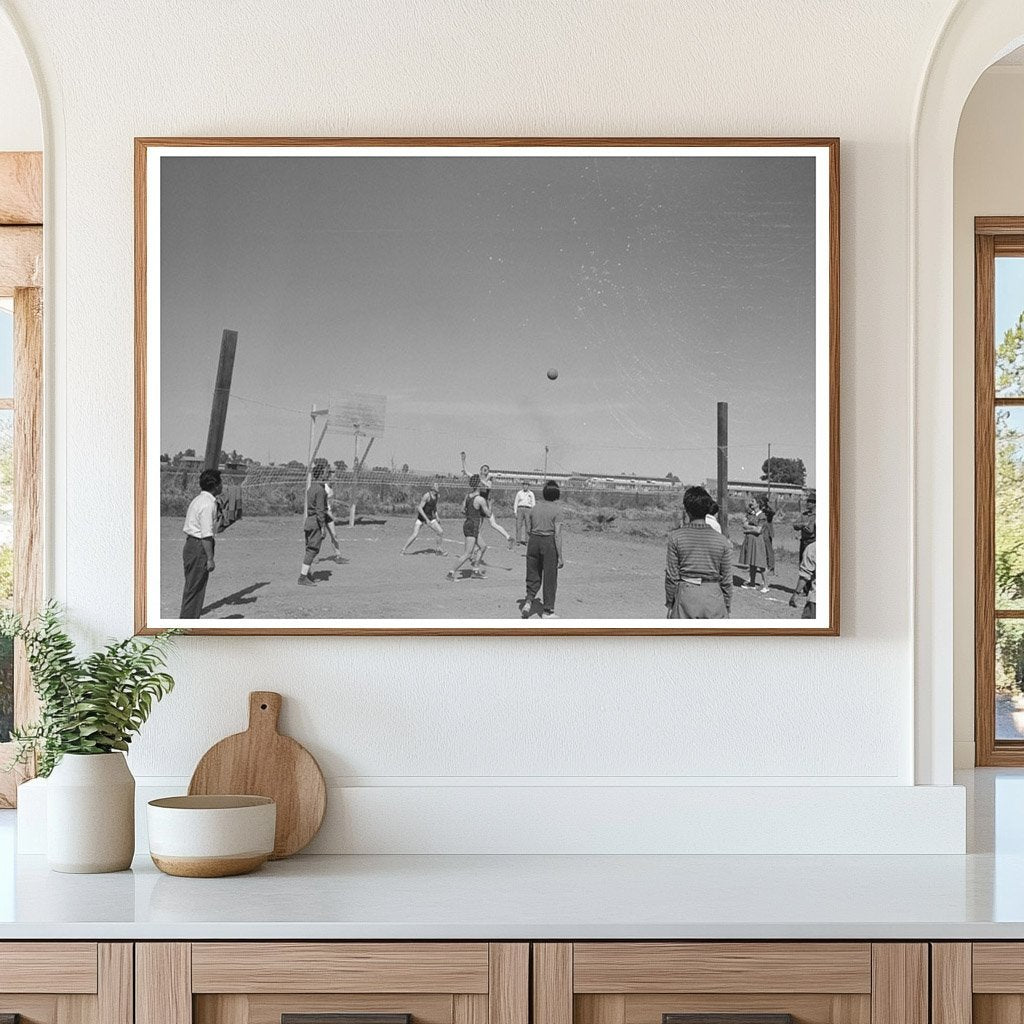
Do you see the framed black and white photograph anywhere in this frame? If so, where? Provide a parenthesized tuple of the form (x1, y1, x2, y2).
(135, 137, 838, 635)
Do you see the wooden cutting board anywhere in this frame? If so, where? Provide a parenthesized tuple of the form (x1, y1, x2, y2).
(188, 691, 326, 859)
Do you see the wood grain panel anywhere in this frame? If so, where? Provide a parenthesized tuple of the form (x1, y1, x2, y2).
(0, 995, 59, 1024)
(870, 945, 927, 1024)
(977, 218, 1024, 236)
(573, 944, 871, 994)
(972, 944, 1024, 992)
(192, 944, 489, 994)
(976, 229, 999, 766)
(576, 996, 625, 1024)
(98, 945, 132, 1024)
(133, 136, 148, 633)
(623, 994, 870, 1024)
(56, 994, 95, 1024)
(0, 153, 42, 225)
(0, 943, 97, 993)
(0, 226, 42, 295)
(240, 994, 453, 1024)
(534, 944, 572, 1024)
(931, 944, 971, 1024)
(194, 996, 248, 1024)
(974, 996, 1024, 1024)
(14, 285, 43, 731)
(830, 996, 872, 1024)
(488, 944, 528, 1024)
(453, 995, 487, 1024)
(136, 943, 192, 1024)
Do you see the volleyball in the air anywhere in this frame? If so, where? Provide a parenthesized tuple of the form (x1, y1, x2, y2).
(547, 368, 559, 380)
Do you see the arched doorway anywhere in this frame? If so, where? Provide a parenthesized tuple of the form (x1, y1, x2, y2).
(914, 1, 1024, 784)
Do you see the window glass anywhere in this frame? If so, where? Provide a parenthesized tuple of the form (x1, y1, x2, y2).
(996, 257, 1024, 397)
(996, 406, 1024, 610)
(997, 620, 1024, 740)
(0, 306, 12, 399)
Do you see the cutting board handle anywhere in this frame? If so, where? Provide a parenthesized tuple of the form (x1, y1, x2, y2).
(248, 691, 282, 734)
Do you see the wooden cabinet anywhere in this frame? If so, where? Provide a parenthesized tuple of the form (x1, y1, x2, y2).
(0, 938, 954, 1024)
(0, 942, 132, 1024)
(136, 944, 528, 1024)
(532, 944, 928, 1024)
(931, 943, 1024, 1024)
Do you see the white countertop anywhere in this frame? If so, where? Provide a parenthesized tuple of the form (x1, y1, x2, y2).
(1, 769, 1022, 941)
(1, 850, 1023, 940)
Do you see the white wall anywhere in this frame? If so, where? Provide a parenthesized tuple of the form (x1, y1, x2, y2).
(0, 11, 39, 152)
(1, 0, 971, 852)
(952, 66, 1024, 767)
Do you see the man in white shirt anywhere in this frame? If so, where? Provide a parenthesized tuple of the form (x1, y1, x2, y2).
(513, 481, 536, 546)
(180, 469, 223, 618)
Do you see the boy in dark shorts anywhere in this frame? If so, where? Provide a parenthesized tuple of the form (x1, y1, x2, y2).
(401, 483, 444, 555)
(447, 476, 489, 580)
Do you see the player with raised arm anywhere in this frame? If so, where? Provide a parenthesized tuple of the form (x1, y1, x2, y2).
(460, 452, 513, 550)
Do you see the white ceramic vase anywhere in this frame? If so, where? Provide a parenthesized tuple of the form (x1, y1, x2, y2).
(46, 752, 135, 873)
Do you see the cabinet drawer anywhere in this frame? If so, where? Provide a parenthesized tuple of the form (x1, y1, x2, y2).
(534, 944, 925, 1024)
(935, 942, 1024, 1024)
(0, 943, 130, 1024)
(572, 944, 872, 994)
(0, 942, 98, 994)
(191, 944, 490, 994)
(139, 942, 528, 1024)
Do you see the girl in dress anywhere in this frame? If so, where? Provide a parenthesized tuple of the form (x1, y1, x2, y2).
(738, 499, 769, 592)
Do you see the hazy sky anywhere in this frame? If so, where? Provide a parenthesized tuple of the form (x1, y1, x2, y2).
(997, 257, 1024, 344)
(160, 153, 818, 483)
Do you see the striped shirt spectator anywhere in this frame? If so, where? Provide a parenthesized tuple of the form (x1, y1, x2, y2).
(665, 521, 734, 616)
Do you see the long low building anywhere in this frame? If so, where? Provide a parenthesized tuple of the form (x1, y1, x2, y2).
(487, 469, 683, 492)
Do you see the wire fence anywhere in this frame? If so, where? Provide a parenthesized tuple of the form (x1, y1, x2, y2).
(160, 462, 809, 520)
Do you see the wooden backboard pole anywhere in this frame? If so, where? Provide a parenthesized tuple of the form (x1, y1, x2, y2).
(717, 401, 729, 537)
(203, 329, 237, 471)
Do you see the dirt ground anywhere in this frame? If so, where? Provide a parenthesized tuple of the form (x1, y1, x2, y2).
(160, 514, 808, 621)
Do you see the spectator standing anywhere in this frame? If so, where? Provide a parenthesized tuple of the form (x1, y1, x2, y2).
(790, 495, 817, 607)
(180, 469, 223, 618)
(522, 480, 563, 619)
(513, 481, 535, 546)
(665, 487, 733, 619)
(793, 540, 817, 619)
(738, 499, 769, 592)
(760, 496, 776, 574)
(300, 464, 329, 587)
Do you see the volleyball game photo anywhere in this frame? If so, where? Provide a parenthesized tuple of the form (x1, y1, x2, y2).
(144, 143, 832, 631)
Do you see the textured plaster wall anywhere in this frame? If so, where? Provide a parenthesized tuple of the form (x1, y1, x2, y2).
(0, 0, 957, 796)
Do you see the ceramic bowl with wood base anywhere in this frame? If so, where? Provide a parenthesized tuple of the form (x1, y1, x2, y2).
(147, 795, 276, 877)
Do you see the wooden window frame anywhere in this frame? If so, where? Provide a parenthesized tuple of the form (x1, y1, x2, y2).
(0, 151, 43, 806)
(975, 217, 1024, 765)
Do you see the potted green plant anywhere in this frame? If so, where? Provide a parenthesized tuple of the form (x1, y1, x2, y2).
(2, 603, 178, 873)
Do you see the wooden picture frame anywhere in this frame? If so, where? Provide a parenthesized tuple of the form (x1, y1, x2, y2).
(135, 137, 839, 636)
